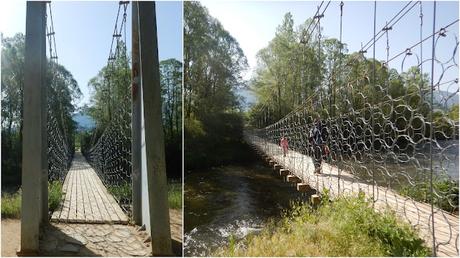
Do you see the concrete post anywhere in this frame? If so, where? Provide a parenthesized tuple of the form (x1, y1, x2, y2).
(131, 0, 142, 226)
(137, 1, 173, 255)
(19, 1, 47, 254)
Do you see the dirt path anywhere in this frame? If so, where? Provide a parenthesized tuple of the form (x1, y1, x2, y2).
(1, 219, 20, 257)
(1, 209, 182, 256)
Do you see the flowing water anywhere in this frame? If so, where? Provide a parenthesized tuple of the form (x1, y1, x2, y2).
(184, 161, 307, 256)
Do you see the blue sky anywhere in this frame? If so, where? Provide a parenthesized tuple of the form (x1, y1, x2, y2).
(1, 0, 182, 108)
(201, 0, 459, 105)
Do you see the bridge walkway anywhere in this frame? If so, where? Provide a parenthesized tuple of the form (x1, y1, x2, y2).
(246, 134, 459, 257)
(51, 152, 128, 224)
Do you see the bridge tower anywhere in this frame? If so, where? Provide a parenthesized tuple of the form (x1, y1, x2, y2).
(19, 1, 47, 255)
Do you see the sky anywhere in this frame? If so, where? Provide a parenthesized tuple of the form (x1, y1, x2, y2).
(201, 0, 459, 105)
(0, 0, 182, 108)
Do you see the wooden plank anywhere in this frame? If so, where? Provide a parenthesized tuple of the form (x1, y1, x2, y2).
(59, 169, 74, 222)
(84, 166, 103, 223)
(68, 167, 78, 222)
(85, 169, 111, 222)
(80, 165, 94, 221)
(75, 169, 85, 222)
(88, 171, 124, 223)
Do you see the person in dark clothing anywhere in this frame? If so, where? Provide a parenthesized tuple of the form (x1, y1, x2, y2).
(312, 119, 323, 174)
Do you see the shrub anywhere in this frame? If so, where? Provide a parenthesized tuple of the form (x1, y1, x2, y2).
(399, 179, 459, 213)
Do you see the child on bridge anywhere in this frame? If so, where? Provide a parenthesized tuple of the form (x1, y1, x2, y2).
(280, 136, 289, 157)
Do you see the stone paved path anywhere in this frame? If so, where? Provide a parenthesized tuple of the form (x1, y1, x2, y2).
(40, 223, 151, 256)
(51, 152, 128, 224)
(40, 209, 183, 256)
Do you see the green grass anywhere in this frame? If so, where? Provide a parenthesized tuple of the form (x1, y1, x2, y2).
(48, 180, 63, 212)
(1, 190, 22, 218)
(399, 179, 459, 213)
(215, 193, 431, 257)
(168, 182, 182, 209)
(1, 181, 63, 218)
(107, 181, 182, 209)
(107, 182, 132, 203)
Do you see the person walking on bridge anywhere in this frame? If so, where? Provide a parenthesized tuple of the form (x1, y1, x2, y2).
(280, 136, 289, 157)
(312, 119, 323, 174)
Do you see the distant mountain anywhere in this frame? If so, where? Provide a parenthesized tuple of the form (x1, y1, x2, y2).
(73, 113, 95, 131)
(433, 90, 459, 109)
(238, 88, 256, 111)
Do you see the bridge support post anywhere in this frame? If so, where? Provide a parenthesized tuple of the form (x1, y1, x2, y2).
(137, 1, 172, 255)
(131, 0, 142, 226)
(19, 1, 47, 255)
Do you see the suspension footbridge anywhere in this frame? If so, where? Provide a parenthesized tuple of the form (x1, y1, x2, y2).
(247, 0, 459, 256)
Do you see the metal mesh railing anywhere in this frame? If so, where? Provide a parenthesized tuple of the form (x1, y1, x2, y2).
(84, 95, 132, 213)
(46, 2, 73, 183)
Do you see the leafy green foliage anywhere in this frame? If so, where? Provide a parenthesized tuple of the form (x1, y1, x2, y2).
(184, 1, 247, 116)
(449, 104, 459, 121)
(215, 195, 431, 256)
(161, 59, 183, 179)
(87, 41, 130, 129)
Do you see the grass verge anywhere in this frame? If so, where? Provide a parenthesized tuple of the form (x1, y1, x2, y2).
(1, 181, 63, 219)
(1, 190, 21, 218)
(215, 193, 430, 257)
(168, 182, 182, 209)
(107, 181, 182, 210)
(107, 182, 132, 204)
(48, 180, 63, 212)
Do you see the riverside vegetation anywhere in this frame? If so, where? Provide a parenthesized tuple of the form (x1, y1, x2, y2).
(216, 193, 431, 257)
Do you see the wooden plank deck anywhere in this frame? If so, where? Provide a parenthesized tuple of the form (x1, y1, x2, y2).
(51, 152, 129, 224)
(246, 134, 459, 257)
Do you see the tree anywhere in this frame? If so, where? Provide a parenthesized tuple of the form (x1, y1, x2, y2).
(184, 1, 248, 118)
(184, 2, 249, 170)
(160, 58, 182, 141)
(1, 33, 80, 186)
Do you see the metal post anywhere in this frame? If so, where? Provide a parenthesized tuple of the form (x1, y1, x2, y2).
(131, 0, 142, 226)
(19, 1, 47, 255)
(137, 1, 173, 255)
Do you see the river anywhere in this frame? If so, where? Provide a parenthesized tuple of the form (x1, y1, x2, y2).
(184, 161, 307, 256)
